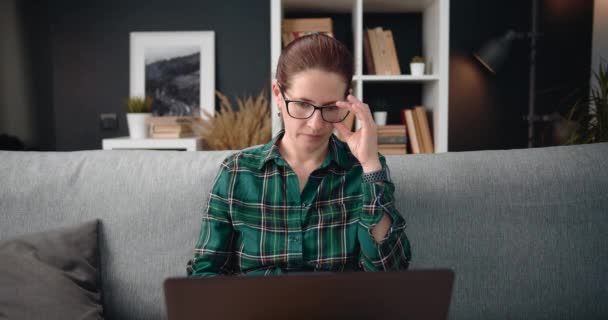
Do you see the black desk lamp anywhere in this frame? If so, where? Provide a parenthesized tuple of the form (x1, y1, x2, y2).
(474, 0, 544, 148)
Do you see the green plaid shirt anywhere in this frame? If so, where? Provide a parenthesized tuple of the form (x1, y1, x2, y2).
(187, 130, 411, 277)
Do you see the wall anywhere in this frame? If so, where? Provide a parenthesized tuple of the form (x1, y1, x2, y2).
(0, 0, 37, 148)
(10, 0, 595, 151)
(591, 0, 608, 82)
(449, 0, 530, 151)
(449, 0, 594, 151)
(39, 0, 270, 151)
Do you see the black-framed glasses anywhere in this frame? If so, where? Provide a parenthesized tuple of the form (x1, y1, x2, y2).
(278, 85, 350, 123)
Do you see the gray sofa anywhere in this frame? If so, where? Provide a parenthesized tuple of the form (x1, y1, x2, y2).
(1, 143, 607, 319)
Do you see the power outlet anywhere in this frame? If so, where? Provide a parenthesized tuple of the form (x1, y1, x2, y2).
(100, 113, 118, 130)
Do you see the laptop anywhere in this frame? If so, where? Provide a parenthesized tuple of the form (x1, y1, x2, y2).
(164, 269, 454, 320)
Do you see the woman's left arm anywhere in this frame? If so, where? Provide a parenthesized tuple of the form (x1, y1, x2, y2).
(357, 159, 411, 271)
(334, 94, 411, 271)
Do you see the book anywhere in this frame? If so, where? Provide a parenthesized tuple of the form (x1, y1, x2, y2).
(373, 27, 392, 75)
(378, 131, 407, 137)
(282, 31, 334, 47)
(379, 144, 407, 155)
(282, 18, 334, 47)
(150, 131, 194, 139)
(282, 18, 333, 33)
(282, 32, 291, 48)
(377, 125, 407, 136)
(403, 109, 421, 154)
(384, 30, 401, 75)
(146, 116, 193, 126)
(378, 134, 407, 139)
(412, 107, 425, 153)
(151, 123, 192, 131)
(151, 124, 192, 134)
(378, 124, 406, 131)
(379, 143, 407, 149)
(378, 135, 407, 144)
(363, 31, 375, 75)
(367, 28, 386, 76)
(414, 106, 434, 153)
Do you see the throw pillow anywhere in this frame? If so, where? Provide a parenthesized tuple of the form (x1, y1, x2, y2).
(0, 220, 104, 319)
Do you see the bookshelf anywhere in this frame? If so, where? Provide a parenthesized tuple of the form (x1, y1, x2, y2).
(270, 0, 450, 153)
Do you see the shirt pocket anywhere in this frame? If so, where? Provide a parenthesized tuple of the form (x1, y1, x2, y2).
(232, 202, 292, 268)
(304, 199, 360, 269)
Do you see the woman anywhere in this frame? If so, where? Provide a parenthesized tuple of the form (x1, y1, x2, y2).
(187, 34, 411, 277)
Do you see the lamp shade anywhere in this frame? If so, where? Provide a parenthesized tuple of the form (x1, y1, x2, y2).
(474, 30, 518, 74)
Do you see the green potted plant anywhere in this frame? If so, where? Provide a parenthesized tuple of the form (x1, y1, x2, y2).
(126, 96, 153, 139)
(564, 62, 608, 145)
(410, 56, 425, 77)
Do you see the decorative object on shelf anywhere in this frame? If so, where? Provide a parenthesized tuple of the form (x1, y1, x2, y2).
(146, 116, 194, 139)
(410, 56, 425, 76)
(197, 90, 271, 150)
(474, 0, 543, 148)
(126, 96, 153, 139)
(372, 99, 389, 126)
(564, 62, 608, 145)
(282, 18, 333, 47)
(130, 31, 215, 118)
(373, 111, 388, 126)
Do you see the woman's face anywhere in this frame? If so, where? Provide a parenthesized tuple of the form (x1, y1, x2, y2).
(273, 69, 348, 152)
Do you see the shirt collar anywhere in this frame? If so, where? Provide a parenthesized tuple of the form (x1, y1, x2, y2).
(256, 130, 351, 170)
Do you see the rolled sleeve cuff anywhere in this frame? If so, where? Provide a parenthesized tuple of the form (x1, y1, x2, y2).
(360, 181, 392, 225)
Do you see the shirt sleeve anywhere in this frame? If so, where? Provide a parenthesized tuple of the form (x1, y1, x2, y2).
(358, 157, 412, 271)
(187, 158, 236, 277)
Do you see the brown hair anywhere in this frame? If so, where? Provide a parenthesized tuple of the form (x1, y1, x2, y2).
(276, 33, 354, 92)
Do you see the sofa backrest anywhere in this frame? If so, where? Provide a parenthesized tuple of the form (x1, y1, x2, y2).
(1, 150, 232, 319)
(1, 143, 607, 319)
(394, 143, 608, 319)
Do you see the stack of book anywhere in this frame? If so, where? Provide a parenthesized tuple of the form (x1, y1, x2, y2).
(363, 27, 401, 75)
(282, 18, 334, 47)
(377, 125, 408, 155)
(147, 117, 194, 139)
(401, 106, 434, 154)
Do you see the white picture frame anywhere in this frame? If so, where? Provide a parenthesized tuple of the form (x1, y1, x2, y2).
(130, 31, 215, 117)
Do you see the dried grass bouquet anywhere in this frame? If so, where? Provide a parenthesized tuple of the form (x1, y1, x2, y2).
(196, 90, 272, 150)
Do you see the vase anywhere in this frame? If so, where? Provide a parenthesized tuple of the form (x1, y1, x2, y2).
(410, 63, 425, 76)
(126, 113, 152, 139)
(373, 111, 388, 126)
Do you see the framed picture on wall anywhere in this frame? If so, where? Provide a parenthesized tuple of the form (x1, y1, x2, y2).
(130, 31, 215, 117)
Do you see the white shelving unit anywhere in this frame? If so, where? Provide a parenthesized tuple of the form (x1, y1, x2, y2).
(270, 0, 450, 153)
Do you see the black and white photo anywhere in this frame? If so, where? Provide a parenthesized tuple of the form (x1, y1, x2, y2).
(130, 31, 215, 117)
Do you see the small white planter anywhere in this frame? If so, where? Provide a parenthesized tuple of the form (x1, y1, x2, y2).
(373, 111, 388, 126)
(410, 63, 425, 76)
(126, 113, 152, 139)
